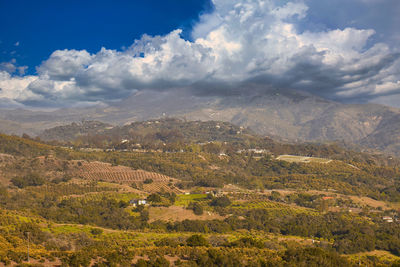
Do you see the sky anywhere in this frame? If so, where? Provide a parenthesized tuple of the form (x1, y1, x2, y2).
(0, 0, 399, 108)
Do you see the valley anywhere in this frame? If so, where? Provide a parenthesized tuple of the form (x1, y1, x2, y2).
(0, 119, 400, 266)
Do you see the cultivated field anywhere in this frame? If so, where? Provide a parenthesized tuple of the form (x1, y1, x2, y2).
(231, 199, 318, 216)
(277, 154, 332, 164)
(73, 161, 182, 193)
(76, 161, 171, 182)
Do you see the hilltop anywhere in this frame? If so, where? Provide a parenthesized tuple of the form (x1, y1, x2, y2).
(2, 87, 400, 156)
(39, 121, 113, 142)
(38, 118, 255, 145)
(37, 118, 399, 166)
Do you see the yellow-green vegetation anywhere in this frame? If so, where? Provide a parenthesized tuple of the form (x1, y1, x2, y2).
(55, 147, 400, 202)
(347, 250, 400, 266)
(0, 208, 396, 266)
(231, 200, 319, 216)
(1, 129, 400, 266)
(78, 191, 141, 202)
(175, 194, 207, 206)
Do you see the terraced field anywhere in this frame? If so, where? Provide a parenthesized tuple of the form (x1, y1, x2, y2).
(76, 161, 170, 182)
(231, 200, 318, 215)
(74, 161, 182, 193)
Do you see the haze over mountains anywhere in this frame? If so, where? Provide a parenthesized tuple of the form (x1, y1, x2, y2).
(1, 0, 399, 157)
(2, 0, 400, 264)
(1, 85, 400, 155)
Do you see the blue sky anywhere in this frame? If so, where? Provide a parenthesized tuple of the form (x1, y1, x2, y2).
(0, 0, 399, 108)
(0, 0, 212, 73)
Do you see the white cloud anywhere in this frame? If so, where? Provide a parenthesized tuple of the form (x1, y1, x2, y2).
(0, 71, 37, 100)
(17, 66, 28, 75)
(0, 0, 399, 107)
(37, 49, 93, 81)
(0, 59, 28, 76)
(0, 61, 17, 74)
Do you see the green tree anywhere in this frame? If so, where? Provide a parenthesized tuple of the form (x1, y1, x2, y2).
(192, 202, 204, 215)
(11, 173, 45, 188)
(210, 196, 231, 207)
(186, 234, 209, 247)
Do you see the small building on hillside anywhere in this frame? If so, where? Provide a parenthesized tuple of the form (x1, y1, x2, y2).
(130, 199, 147, 207)
(207, 189, 223, 197)
(383, 216, 394, 223)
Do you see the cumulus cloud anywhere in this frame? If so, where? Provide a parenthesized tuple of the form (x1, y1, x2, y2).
(0, 71, 37, 100)
(37, 49, 93, 81)
(0, 61, 17, 74)
(0, 0, 399, 107)
(0, 59, 28, 76)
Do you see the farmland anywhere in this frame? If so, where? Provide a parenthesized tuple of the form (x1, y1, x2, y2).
(73, 161, 182, 194)
(276, 154, 332, 164)
(230, 199, 318, 216)
(148, 205, 224, 222)
(1, 126, 400, 266)
(175, 194, 208, 206)
(76, 161, 172, 183)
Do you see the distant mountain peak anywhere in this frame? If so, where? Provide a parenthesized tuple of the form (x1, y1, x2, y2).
(1, 86, 400, 156)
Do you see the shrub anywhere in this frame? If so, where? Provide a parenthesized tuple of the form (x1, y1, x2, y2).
(186, 234, 209, 247)
(192, 202, 204, 215)
(144, 178, 153, 184)
(225, 237, 264, 248)
(155, 237, 179, 247)
(11, 173, 45, 188)
(90, 228, 103, 236)
(210, 196, 231, 207)
(147, 193, 162, 203)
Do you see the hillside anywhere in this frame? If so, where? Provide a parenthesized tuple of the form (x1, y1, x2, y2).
(1, 132, 400, 265)
(37, 118, 400, 167)
(2, 87, 400, 156)
(39, 118, 256, 145)
(3, 130, 400, 200)
(360, 114, 400, 155)
(39, 120, 113, 142)
(117, 119, 254, 143)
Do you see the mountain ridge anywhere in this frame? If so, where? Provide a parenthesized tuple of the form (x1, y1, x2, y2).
(1, 86, 400, 155)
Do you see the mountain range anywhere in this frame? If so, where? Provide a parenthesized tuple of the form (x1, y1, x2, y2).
(1, 85, 399, 155)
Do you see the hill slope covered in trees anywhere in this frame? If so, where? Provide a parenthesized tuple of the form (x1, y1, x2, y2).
(1, 126, 400, 265)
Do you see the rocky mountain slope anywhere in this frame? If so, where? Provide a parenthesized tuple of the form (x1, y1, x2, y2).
(1, 86, 400, 155)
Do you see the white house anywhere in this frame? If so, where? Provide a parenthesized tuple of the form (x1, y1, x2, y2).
(383, 216, 394, 223)
(130, 199, 147, 207)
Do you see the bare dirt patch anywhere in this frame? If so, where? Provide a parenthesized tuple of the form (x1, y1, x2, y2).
(148, 206, 225, 222)
(277, 155, 332, 164)
(349, 196, 393, 210)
